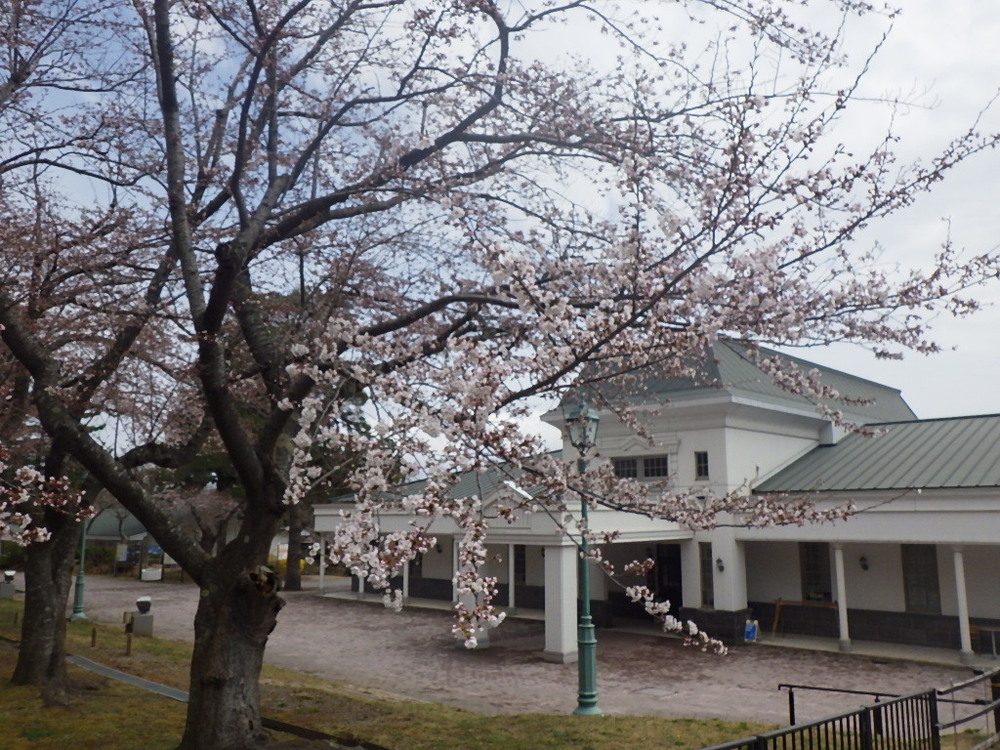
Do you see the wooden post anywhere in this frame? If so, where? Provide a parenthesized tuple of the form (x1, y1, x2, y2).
(91, 627, 97, 648)
(991, 677, 1000, 734)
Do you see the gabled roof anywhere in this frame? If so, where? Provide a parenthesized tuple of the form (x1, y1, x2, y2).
(326, 453, 561, 505)
(626, 340, 915, 424)
(755, 414, 1000, 493)
(87, 509, 147, 540)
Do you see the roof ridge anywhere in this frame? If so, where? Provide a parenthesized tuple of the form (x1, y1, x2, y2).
(729, 339, 905, 395)
(867, 413, 1000, 427)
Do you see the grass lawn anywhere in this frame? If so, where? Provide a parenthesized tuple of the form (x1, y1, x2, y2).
(0, 596, 961, 750)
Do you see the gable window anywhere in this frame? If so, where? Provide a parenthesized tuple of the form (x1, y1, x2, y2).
(612, 455, 669, 480)
(902, 544, 941, 614)
(799, 542, 832, 601)
(694, 451, 710, 480)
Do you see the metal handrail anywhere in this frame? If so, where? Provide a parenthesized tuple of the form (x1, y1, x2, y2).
(700, 690, 938, 750)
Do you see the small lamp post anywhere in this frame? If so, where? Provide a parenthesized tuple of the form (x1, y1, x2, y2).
(70, 515, 92, 620)
(564, 396, 602, 716)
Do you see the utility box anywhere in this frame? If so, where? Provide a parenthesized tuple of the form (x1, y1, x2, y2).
(124, 597, 154, 637)
(131, 613, 154, 637)
(1, 571, 15, 598)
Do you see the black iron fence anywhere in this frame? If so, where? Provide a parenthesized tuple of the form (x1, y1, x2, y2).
(701, 689, 940, 750)
(700, 668, 1000, 750)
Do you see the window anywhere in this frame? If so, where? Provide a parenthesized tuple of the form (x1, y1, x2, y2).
(799, 543, 831, 601)
(514, 544, 526, 584)
(695, 451, 710, 480)
(612, 457, 637, 478)
(643, 456, 670, 477)
(902, 544, 941, 614)
(612, 455, 669, 480)
(408, 553, 423, 579)
(699, 542, 714, 608)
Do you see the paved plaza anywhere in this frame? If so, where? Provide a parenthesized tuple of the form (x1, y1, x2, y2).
(66, 574, 990, 727)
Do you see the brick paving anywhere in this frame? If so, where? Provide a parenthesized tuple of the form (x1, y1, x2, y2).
(69, 574, 983, 726)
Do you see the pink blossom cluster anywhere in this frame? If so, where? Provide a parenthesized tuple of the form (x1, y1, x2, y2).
(624, 584, 727, 655)
(0, 447, 89, 545)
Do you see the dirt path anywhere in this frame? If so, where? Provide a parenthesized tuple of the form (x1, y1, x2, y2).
(74, 575, 980, 726)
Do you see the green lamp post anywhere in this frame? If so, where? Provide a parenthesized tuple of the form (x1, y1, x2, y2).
(70, 515, 92, 620)
(564, 396, 602, 716)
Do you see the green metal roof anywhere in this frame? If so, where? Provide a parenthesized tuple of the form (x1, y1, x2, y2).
(755, 414, 1000, 493)
(87, 509, 147, 540)
(328, 452, 561, 505)
(627, 340, 915, 424)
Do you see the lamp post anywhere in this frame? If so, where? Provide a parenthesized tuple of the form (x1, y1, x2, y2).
(564, 396, 602, 716)
(70, 514, 92, 620)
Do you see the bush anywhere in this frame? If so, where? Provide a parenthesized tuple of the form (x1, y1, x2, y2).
(267, 557, 305, 574)
(0, 543, 26, 570)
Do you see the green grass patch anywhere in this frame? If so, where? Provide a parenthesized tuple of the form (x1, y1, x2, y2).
(0, 598, 775, 749)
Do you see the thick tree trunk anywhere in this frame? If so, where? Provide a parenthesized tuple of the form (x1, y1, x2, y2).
(179, 564, 285, 750)
(11, 516, 78, 688)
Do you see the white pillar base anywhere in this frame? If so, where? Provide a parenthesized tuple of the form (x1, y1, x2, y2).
(544, 544, 577, 663)
(543, 649, 578, 664)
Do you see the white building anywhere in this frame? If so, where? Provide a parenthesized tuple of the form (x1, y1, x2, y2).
(314, 340, 1000, 664)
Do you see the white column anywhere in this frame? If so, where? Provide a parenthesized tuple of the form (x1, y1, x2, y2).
(402, 558, 410, 602)
(318, 533, 326, 594)
(953, 546, 974, 663)
(507, 544, 517, 613)
(452, 538, 459, 603)
(542, 544, 578, 663)
(833, 543, 851, 652)
(681, 540, 701, 609)
(711, 531, 748, 611)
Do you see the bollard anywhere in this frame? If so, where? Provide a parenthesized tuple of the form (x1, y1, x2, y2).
(91, 627, 97, 648)
(131, 597, 153, 637)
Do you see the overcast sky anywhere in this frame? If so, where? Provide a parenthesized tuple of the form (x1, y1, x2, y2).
(772, 1, 1000, 420)
(776, 0, 1000, 418)
(527, 1, 1000, 447)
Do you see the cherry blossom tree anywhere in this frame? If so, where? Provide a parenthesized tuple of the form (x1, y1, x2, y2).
(1, 1, 999, 747)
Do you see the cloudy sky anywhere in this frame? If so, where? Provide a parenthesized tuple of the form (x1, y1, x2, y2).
(774, 1, 1000, 420)
(526, 1, 1000, 447)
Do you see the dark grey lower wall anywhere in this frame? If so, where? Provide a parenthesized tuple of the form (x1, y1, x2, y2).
(679, 607, 752, 644)
(749, 600, 1000, 651)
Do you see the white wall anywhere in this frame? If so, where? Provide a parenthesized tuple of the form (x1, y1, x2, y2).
(723, 427, 819, 491)
(964, 546, 1000, 619)
(745, 541, 800, 602)
(525, 545, 545, 586)
(838, 543, 906, 612)
(422, 540, 453, 579)
(745, 540, 1000, 619)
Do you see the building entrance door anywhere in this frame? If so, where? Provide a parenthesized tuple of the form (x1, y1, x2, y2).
(656, 544, 683, 611)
